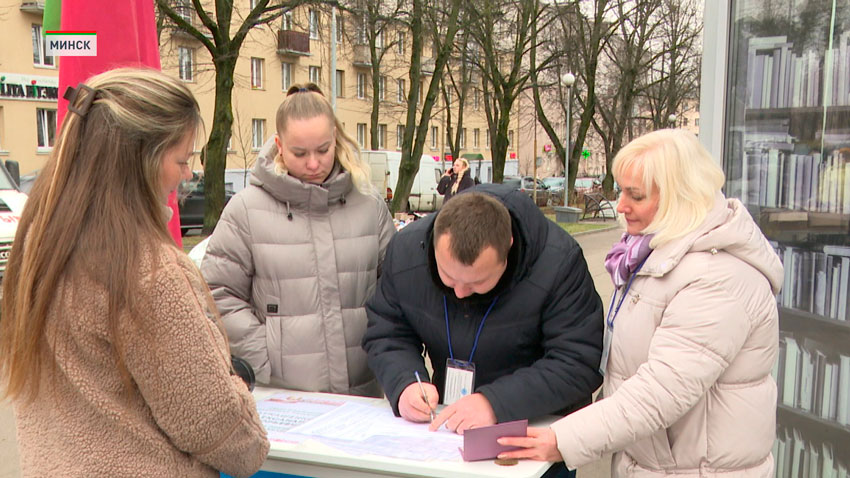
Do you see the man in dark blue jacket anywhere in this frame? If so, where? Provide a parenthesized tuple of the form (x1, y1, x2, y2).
(362, 184, 603, 437)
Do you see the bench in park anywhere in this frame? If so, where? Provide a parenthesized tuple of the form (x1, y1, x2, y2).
(582, 192, 616, 220)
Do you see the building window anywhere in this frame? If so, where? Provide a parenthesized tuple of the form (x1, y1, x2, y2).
(377, 124, 387, 149)
(446, 91, 452, 107)
(430, 126, 438, 149)
(473, 128, 480, 148)
(281, 62, 292, 90)
(474, 89, 480, 110)
(397, 32, 405, 55)
(336, 14, 343, 43)
(357, 73, 367, 99)
(508, 130, 514, 147)
(460, 128, 466, 149)
(175, 0, 192, 23)
(251, 57, 264, 89)
(309, 9, 319, 39)
(418, 81, 424, 105)
(486, 129, 490, 149)
(178, 47, 194, 82)
(335, 70, 345, 97)
(282, 11, 293, 30)
(376, 30, 384, 50)
(397, 79, 405, 103)
(309, 66, 321, 84)
(32, 25, 54, 67)
(357, 123, 366, 148)
(396, 124, 404, 149)
(252, 119, 265, 151)
(378, 76, 386, 101)
(36, 108, 57, 149)
(249, 0, 258, 9)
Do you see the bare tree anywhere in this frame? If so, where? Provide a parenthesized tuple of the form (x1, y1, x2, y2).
(591, 0, 662, 194)
(390, 0, 464, 213)
(156, 0, 304, 233)
(468, 0, 558, 183)
(531, 0, 620, 201)
(642, 0, 702, 130)
(343, 0, 406, 149)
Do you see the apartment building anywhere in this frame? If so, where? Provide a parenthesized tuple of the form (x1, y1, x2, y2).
(158, 2, 518, 177)
(0, 2, 60, 175)
(0, 1, 518, 178)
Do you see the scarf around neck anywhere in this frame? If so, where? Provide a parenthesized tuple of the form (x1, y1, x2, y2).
(604, 233, 654, 287)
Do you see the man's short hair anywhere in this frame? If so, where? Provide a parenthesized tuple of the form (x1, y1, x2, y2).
(433, 192, 512, 265)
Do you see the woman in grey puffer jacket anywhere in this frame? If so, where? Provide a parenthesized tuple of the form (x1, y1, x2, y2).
(201, 83, 395, 397)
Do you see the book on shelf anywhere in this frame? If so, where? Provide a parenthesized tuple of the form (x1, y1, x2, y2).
(776, 335, 849, 425)
(774, 244, 850, 321)
(774, 426, 849, 478)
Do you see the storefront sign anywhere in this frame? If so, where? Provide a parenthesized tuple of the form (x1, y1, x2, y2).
(0, 73, 59, 102)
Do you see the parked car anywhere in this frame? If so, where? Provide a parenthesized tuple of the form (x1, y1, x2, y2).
(541, 176, 565, 205)
(178, 172, 235, 236)
(502, 175, 550, 207)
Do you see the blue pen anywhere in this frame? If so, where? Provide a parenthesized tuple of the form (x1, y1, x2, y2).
(414, 371, 436, 423)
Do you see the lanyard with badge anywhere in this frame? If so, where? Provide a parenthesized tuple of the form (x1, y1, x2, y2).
(442, 295, 499, 405)
(599, 256, 649, 377)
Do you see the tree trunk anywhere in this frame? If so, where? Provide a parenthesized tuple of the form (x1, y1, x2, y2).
(203, 57, 236, 234)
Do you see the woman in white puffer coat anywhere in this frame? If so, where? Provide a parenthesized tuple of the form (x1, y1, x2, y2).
(201, 83, 395, 397)
(500, 129, 783, 478)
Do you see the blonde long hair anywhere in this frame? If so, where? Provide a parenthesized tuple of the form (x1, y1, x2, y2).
(276, 83, 373, 194)
(0, 68, 202, 402)
(451, 158, 470, 194)
(612, 129, 725, 248)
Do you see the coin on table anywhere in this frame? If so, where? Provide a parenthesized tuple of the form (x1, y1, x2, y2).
(494, 458, 519, 466)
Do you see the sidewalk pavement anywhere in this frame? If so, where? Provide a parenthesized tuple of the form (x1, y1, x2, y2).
(0, 226, 623, 478)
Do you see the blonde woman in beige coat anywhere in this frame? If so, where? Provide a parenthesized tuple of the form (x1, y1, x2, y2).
(500, 129, 783, 477)
(0, 69, 269, 477)
(202, 84, 395, 397)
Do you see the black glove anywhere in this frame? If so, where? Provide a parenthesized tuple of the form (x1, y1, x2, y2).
(230, 355, 256, 392)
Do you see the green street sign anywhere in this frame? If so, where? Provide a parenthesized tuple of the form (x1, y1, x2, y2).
(582, 149, 591, 158)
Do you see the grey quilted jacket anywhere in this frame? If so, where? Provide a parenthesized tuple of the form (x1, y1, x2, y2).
(201, 139, 395, 396)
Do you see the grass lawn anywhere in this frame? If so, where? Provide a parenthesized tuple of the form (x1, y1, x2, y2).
(181, 233, 208, 253)
(544, 215, 618, 235)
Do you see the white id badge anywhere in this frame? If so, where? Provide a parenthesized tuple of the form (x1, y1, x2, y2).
(599, 324, 613, 377)
(444, 358, 476, 405)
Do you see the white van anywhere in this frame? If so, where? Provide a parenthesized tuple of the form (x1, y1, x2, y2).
(0, 161, 27, 283)
(362, 150, 446, 212)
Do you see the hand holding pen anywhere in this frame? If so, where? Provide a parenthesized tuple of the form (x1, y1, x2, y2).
(398, 371, 438, 424)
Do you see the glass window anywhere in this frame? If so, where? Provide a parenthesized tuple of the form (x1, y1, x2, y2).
(723, 0, 850, 465)
(474, 128, 480, 149)
(178, 47, 194, 82)
(460, 128, 466, 149)
(378, 124, 387, 149)
(282, 11, 293, 31)
(336, 14, 343, 43)
(252, 118, 265, 150)
(251, 57, 264, 89)
(281, 62, 292, 90)
(378, 76, 386, 101)
(397, 78, 405, 103)
(32, 25, 54, 67)
(176, 0, 192, 22)
(486, 129, 490, 149)
(336, 70, 344, 97)
(397, 32, 405, 56)
(430, 126, 438, 149)
(357, 123, 366, 147)
(36, 108, 57, 149)
(309, 66, 321, 84)
(396, 124, 404, 150)
(357, 73, 367, 99)
(309, 9, 319, 39)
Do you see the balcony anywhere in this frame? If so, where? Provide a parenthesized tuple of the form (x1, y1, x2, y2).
(421, 58, 435, 76)
(352, 44, 372, 68)
(277, 30, 310, 57)
(19, 1, 44, 14)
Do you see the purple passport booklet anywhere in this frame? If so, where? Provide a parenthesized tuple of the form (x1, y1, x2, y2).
(460, 419, 528, 461)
